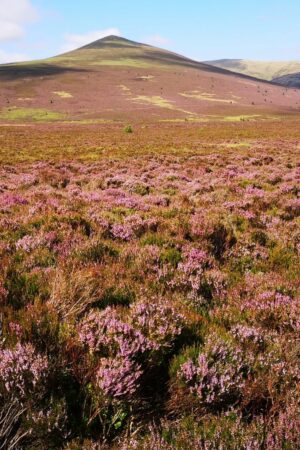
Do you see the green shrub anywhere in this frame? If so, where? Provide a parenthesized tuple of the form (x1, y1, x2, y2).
(124, 125, 133, 133)
(5, 269, 49, 309)
(99, 286, 136, 308)
(75, 241, 119, 264)
(160, 248, 182, 268)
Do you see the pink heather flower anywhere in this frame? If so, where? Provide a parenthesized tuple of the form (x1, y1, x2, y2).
(285, 198, 300, 217)
(179, 334, 250, 405)
(243, 291, 294, 312)
(146, 195, 170, 207)
(16, 235, 38, 252)
(0, 193, 28, 209)
(178, 247, 209, 275)
(240, 290, 300, 331)
(15, 231, 58, 253)
(111, 223, 134, 241)
(9, 322, 23, 338)
(78, 308, 153, 357)
(0, 281, 8, 303)
(180, 359, 198, 383)
(231, 324, 264, 346)
(266, 399, 300, 448)
(81, 191, 103, 202)
(244, 186, 265, 198)
(96, 357, 143, 398)
(175, 246, 212, 295)
(130, 301, 184, 350)
(78, 303, 182, 400)
(190, 213, 209, 237)
(110, 215, 157, 241)
(279, 183, 294, 193)
(115, 196, 149, 211)
(0, 343, 48, 397)
(240, 210, 256, 220)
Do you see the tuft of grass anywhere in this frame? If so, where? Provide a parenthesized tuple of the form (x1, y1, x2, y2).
(124, 125, 133, 133)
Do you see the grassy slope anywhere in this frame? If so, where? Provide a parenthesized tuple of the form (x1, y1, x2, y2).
(45, 36, 220, 70)
(205, 59, 300, 81)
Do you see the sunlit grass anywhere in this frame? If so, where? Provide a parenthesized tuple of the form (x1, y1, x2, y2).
(53, 91, 73, 98)
(0, 107, 66, 122)
(180, 91, 237, 103)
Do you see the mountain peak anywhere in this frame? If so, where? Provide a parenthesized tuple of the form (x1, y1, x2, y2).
(79, 35, 144, 50)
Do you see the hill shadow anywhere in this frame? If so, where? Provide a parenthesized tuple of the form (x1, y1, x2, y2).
(0, 64, 87, 81)
(273, 73, 300, 88)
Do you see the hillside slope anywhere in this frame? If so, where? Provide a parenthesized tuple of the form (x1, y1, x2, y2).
(0, 36, 300, 123)
(206, 59, 300, 88)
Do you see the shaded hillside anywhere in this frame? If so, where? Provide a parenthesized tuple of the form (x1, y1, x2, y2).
(273, 72, 300, 88)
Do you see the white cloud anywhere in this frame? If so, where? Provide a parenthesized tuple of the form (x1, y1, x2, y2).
(0, 0, 38, 42)
(60, 28, 122, 53)
(0, 49, 28, 63)
(146, 35, 171, 47)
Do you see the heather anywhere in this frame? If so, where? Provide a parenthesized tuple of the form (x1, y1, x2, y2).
(0, 121, 299, 448)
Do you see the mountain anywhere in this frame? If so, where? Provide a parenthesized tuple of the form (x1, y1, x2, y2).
(0, 36, 300, 123)
(205, 59, 300, 88)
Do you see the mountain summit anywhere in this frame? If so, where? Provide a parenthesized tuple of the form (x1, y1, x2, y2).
(79, 35, 145, 49)
(54, 34, 220, 72)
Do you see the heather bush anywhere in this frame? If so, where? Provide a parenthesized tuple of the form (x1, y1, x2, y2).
(173, 330, 251, 411)
(117, 414, 267, 450)
(266, 396, 300, 449)
(78, 301, 185, 396)
(0, 343, 48, 398)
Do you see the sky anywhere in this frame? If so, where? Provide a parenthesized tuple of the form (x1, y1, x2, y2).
(0, 0, 300, 64)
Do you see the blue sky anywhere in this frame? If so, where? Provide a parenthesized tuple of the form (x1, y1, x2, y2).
(1, 0, 300, 63)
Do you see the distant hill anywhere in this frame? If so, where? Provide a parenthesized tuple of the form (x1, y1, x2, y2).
(0, 36, 300, 123)
(205, 59, 300, 88)
(273, 72, 300, 88)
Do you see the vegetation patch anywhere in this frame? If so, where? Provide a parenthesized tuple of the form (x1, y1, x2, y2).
(0, 107, 66, 122)
(53, 91, 73, 98)
(180, 91, 237, 103)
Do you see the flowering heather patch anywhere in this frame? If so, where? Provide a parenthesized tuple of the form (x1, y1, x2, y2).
(0, 121, 299, 447)
(130, 300, 184, 350)
(78, 307, 152, 356)
(78, 301, 184, 399)
(96, 357, 143, 398)
(0, 343, 48, 397)
(178, 332, 250, 407)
